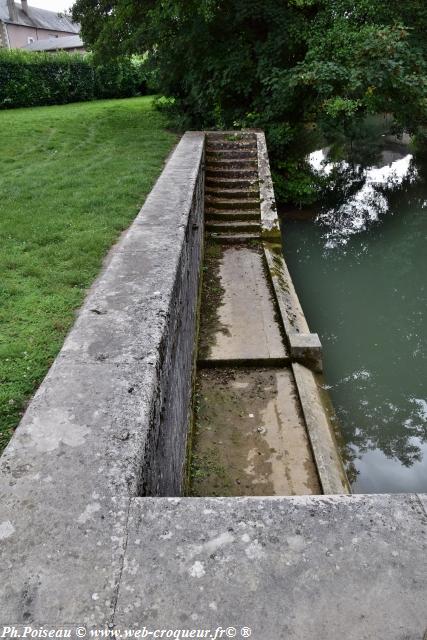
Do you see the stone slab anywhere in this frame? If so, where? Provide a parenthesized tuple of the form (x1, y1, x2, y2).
(417, 493, 427, 516)
(0, 495, 129, 624)
(292, 363, 350, 494)
(191, 367, 320, 496)
(0, 359, 156, 497)
(115, 494, 427, 639)
(199, 246, 288, 361)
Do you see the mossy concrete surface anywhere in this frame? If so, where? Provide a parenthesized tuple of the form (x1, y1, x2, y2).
(198, 244, 288, 363)
(190, 367, 321, 496)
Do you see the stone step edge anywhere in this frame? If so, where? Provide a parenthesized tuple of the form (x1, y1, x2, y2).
(207, 233, 260, 243)
(205, 212, 260, 221)
(198, 356, 290, 368)
(206, 222, 260, 231)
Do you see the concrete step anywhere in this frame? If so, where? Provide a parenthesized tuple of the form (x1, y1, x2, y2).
(206, 132, 257, 142)
(191, 367, 318, 496)
(205, 206, 261, 220)
(206, 196, 260, 211)
(207, 232, 260, 243)
(205, 168, 258, 180)
(207, 157, 257, 169)
(206, 141, 257, 151)
(206, 177, 259, 190)
(206, 149, 257, 160)
(206, 220, 260, 233)
(205, 209, 260, 221)
(205, 187, 259, 199)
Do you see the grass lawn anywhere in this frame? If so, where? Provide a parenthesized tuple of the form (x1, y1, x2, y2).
(0, 96, 177, 452)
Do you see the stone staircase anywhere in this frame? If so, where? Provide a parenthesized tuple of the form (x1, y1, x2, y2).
(205, 132, 261, 242)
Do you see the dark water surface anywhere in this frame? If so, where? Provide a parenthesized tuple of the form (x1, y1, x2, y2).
(282, 142, 427, 492)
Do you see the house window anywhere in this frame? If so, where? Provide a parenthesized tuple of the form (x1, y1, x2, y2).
(27, 37, 34, 44)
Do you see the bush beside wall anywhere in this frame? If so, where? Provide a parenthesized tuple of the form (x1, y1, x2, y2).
(0, 50, 147, 109)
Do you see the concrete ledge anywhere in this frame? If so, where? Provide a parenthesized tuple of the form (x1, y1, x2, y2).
(2, 493, 425, 628)
(254, 135, 346, 491)
(292, 363, 350, 494)
(116, 494, 427, 637)
(256, 132, 281, 239)
(263, 241, 310, 336)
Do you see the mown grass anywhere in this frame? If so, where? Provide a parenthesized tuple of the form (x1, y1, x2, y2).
(0, 96, 177, 451)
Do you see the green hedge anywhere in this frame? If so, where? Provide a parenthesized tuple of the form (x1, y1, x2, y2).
(0, 50, 147, 108)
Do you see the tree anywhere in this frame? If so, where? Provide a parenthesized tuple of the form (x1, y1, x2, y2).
(72, 0, 427, 202)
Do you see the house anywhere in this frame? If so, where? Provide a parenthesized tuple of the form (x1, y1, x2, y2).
(0, 0, 80, 50)
(23, 33, 84, 53)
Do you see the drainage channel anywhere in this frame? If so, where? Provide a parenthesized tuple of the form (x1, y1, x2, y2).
(187, 131, 348, 497)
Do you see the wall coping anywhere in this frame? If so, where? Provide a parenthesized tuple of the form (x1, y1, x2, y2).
(0, 132, 206, 622)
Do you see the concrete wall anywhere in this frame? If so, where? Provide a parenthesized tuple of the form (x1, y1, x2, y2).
(0, 131, 205, 621)
(0, 131, 205, 502)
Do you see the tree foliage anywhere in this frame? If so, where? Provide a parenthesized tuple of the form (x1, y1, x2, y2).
(72, 0, 427, 201)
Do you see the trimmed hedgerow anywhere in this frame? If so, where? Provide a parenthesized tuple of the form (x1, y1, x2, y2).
(0, 49, 147, 109)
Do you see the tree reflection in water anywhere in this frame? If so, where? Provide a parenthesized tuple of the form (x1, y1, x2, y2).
(282, 129, 427, 492)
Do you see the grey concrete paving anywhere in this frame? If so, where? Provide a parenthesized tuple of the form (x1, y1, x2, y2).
(0, 493, 130, 624)
(1, 493, 426, 630)
(115, 494, 427, 639)
(199, 245, 288, 362)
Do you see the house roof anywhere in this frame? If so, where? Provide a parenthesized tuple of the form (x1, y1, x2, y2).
(23, 34, 84, 51)
(0, 1, 80, 33)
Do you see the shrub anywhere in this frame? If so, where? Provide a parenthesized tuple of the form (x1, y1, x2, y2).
(0, 49, 147, 109)
(94, 56, 147, 99)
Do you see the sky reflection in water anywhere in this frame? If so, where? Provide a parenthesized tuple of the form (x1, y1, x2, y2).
(308, 148, 418, 248)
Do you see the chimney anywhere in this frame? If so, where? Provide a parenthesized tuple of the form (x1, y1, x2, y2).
(21, 0, 29, 14)
(6, 0, 18, 22)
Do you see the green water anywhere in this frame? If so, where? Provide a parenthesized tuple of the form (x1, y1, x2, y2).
(282, 143, 427, 493)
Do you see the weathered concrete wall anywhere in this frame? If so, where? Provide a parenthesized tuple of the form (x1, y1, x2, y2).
(0, 131, 205, 621)
(140, 155, 205, 495)
(0, 130, 205, 498)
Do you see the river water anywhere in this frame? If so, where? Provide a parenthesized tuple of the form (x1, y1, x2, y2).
(282, 138, 427, 492)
